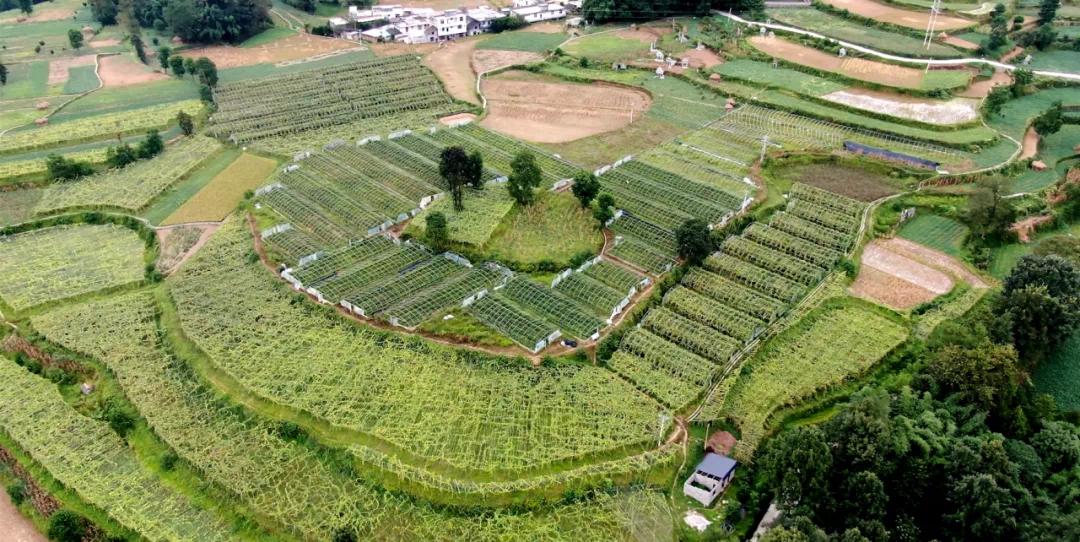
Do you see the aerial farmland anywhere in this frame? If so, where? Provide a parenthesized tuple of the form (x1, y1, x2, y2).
(0, 0, 1077, 541)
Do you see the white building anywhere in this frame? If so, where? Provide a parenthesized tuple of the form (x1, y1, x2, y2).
(683, 453, 737, 507)
(433, 9, 469, 39)
(467, 7, 504, 35)
(511, 3, 566, 23)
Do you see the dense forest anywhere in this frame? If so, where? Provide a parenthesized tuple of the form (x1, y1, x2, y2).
(90, 0, 271, 43)
(754, 255, 1080, 542)
(581, 0, 765, 23)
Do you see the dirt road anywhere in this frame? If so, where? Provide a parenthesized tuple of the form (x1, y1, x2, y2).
(0, 493, 45, 542)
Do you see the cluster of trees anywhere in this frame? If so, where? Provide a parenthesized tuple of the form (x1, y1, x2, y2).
(104, 130, 165, 169)
(570, 173, 620, 229)
(283, 0, 373, 14)
(581, 0, 765, 24)
(437, 146, 485, 212)
(756, 256, 1080, 542)
(91, 0, 271, 43)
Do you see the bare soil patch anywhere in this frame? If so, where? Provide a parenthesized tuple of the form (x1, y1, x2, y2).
(749, 36, 924, 89)
(156, 224, 219, 274)
(823, 88, 978, 124)
(480, 71, 651, 143)
(97, 55, 168, 87)
(680, 47, 723, 69)
(0, 5, 75, 24)
(941, 34, 979, 50)
(182, 33, 361, 68)
(0, 485, 47, 542)
(821, 0, 974, 31)
(879, 237, 988, 287)
(851, 241, 954, 309)
(89, 37, 121, 48)
(439, 112, 477, 126)
(775, 160, 902, 201)
(850, 264, 940, 309)
(1020, 126, 1039, 160)
(524, 22, 565, 34)
(370, 41, 439, 57)
(1011, 214, 1055, 243)
(958, 70, 1011, 98)
(471, 49, 545, 73)
(424, 39, 483, 104)
(1000, 47, 1024, 63)
(614, 27, 669, 43)
(46, 55, 96, 85)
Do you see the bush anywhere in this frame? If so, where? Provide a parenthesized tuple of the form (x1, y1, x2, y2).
(97, 397, 136, 438)
(6, 481, 26, 506)
(47, 510, 88, 542)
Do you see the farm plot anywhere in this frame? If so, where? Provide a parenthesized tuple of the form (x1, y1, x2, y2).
(712, 105, 962, 167)
(0, 359, 231, 541)
(409, 186, 516, 247)
(0, 147, 109, 182)
(483, 191, 603, 266)
(605, 184, 868, 408)
(428, 123, 582, 186)
(209, 55, 456, 147)
(850, 241, 954, 309)
(0, 224, 145, 311)
(480, 72, 652, 143)
(182, 31, 363, 69)
(748, 36, 969, 91)
(765, 8, 964, 57)
(162, 152, 278, 225)
(822, 89, 979, 125)
(96, 54, 168, 87)
(170, 217, 666, 474)
(716, 59, 844, 96)
(498, 276, 605, 339)
(898, 213, 969, 255)
(476, 31, 566, 53)
(28, 293, 676, 540)
(0, 188, 42, 226)
(36, 136, 223, 214)
(717, 304, 908, 460)
(0, 100, 203, 155)
(819, 0, 976, 31)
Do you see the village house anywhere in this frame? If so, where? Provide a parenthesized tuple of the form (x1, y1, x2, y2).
(683, 452, 738, 507)
(349, 3, 566, 44)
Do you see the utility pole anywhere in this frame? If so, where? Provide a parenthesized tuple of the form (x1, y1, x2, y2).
(760, 135, 769, 163)
(923, 0, 941, 49)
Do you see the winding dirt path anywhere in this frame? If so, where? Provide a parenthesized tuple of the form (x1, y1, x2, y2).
(0, 493, 45, 542)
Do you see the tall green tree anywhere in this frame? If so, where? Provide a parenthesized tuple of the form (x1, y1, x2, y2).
(1032, 101, 1064, 137)
(966, 177, 1016, 245)
(131, 34, 148, 64)
(927, 343, 1022, 411)
(439, 146, 470, 211)
(67, 29, 84, 50)
(1011, 68, 1033, 97)
(17, 0, 31, 15)
(759, 425, 834, 517)
(90, 0, 119, 25)
(177, 110, 194, 136)
(157, 46, 172, 71)
(507, 151, 542, 206)
(983, 86, 1010, 117)
(169, 55, 186, 78)
(0, 62, 7, 86)
(571, 172, 600, 209)
(137, 130, 164, 159)
(194, 56, 218, 87)
(45, 154, 94, 181)
(46, 510, 87, 542)
(466, 151, 484, 189)
(425, 212, 449, 251)
(593, 193, 615, 227)
(1039, 0, 1060, 23)
(675, 218, 711, 265)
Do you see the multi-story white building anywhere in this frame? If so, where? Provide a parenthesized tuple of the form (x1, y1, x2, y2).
(353, 3, 566, 44)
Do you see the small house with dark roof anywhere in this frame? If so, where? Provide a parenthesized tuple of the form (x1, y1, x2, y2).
(683, 452, 737, 506)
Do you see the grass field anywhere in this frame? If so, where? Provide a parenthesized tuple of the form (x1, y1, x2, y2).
(409, 185, 517, 247)
(765, 157, 907, 202)
(0, 61, 49, 99)
(477, 31, 566, 53)
(217, 49, 376, 83)
(0, 224, 145, 311)
(48, 79, 200, 123)
(1025, 48, 1080, 73)
(62, 64, 100, 94)
(898, 214, 969, 255)
(563, 34, 652, 63)
(483, 191, 603, 266)
(1033, 329, 1080, 412)
(240, 26, 297, 47)
(989, 221, 1080, 279)
(162, 152, 278, 225)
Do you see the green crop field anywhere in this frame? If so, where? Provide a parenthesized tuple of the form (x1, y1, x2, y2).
(766, 8, 963, 58)
(0, 224, 145, 311)
(0, 188, 42, 226)
(478, 31, 566, 53)
(0, 358, 232, 539)
(410, 185, 517, 247)
(717, 303, 908, 459)
(898, 214, 969, 255)
(35, 136, 223, 214)
(170, 218, 665, 475)
(1033, 328, 1080, 412)
(483, 191, 603, 266)
(62, 64, 100, 94)
(717, 59, 844, 96)
(0, 100, 203, 155)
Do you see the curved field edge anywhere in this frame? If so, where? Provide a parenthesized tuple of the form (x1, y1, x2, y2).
(161, 217, 678, 497)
